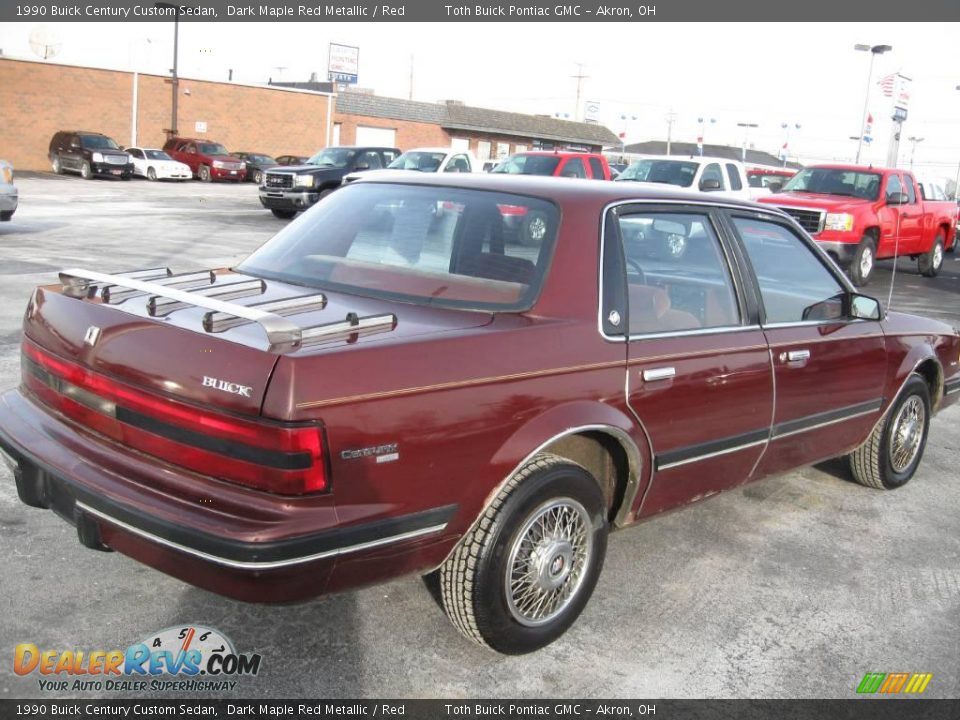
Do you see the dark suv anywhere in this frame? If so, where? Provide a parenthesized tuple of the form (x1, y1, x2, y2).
(259, 146, 400, 219)
(48, 131, 134, 180)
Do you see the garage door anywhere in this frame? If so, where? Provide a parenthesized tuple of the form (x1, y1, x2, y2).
(356, 126, 397, 147)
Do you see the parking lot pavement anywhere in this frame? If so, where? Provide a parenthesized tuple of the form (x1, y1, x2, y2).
(0, 176, 958, 699)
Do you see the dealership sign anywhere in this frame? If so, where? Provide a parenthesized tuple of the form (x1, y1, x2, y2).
(328, 43, 359, 84)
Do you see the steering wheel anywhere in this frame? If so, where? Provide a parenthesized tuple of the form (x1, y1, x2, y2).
(625, 257, 646, 284)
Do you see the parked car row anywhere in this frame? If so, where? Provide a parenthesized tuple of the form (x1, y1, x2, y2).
(0, 159, 17, 221)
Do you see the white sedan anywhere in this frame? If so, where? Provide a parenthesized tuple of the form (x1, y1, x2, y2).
(126, 147, 192, 181)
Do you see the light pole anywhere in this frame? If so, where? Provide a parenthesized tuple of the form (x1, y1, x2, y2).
(665, 110, 677, 155)
(155, 2, 182, 137)
(907, 136, 924, 169)
(736, 122, 758, 162)
(854, 43, 892, 164)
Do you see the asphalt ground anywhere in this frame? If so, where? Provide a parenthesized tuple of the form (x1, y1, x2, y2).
(0, 175, 958, 700)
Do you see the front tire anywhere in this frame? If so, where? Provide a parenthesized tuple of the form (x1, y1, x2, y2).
(80, 161, 93, 180)
(147, 167, 157, 181)
(848, 374, 930, 490)
(270, 209, 297, 219)
(438, 453, 608, 654)
(919, 234, 944, 277)
(198, 165, 211, 182)
(849, 235, 876, 287)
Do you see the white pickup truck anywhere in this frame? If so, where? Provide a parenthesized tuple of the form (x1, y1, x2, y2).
(614, 155, 756, 200)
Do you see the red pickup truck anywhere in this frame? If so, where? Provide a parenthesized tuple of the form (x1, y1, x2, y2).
(757, 164, 957, 286)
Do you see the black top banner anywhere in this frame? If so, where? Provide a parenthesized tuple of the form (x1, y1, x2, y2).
(2, 0, 958, 22)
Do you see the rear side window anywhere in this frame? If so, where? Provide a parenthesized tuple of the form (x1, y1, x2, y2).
(613, 211, 740, 335)
(904, 176, 917, 204)
(725, 164, 743, 191)
(588, 157, 605, 180)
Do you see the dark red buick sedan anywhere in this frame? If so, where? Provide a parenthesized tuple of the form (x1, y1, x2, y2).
(1, 174, 958, 654)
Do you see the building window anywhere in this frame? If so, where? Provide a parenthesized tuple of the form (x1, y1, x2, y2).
(514, 144, 528, 153)
(451, 138, 470, 151)
(332, 123, 342, 146)
(496, 142, 510, 159)
(478, 141, 492, 160)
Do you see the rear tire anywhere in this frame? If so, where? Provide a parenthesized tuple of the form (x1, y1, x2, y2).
(253, 170, 263, 184)
(438, 453, 608, 655)
(919, 234, 944, 277)
(848, 374, 930, 490)
(199, 165, 211, 182)
(0, 210, 13, 221)
(849, 235, 876, 287)
(270, 209, 297, 219)
(51, 155, 63, 175)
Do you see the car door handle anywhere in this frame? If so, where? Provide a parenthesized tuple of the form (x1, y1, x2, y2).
(781, 349, 811, 362)
(642, 367, 676, 382)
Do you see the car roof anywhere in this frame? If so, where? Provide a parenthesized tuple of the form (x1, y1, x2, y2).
(511, 150, 600, 157)
(400, 147, 463, 154)
(805, 163, 898, 173)
(348, 170, 771, 211)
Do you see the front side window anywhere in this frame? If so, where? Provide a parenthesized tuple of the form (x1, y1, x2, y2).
(614, 211, 740, 336)
(886, 174, 903, 199)
(700, 163, 724, 190)
(237, 184, 559, 312)
(734, 217, 844, 324)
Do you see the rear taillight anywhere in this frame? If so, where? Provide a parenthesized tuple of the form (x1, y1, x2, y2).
(21, 342, 327, 495)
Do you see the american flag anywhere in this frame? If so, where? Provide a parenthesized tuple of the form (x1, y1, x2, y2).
(878, 73, 897, 97)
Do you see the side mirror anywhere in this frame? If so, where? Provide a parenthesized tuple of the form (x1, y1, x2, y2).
(886, 191, 909, 205)
(700, 178, 721, 191)
(847, 292, 882, 320)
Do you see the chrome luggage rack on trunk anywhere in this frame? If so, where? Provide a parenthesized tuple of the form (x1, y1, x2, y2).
(58, 267, 397, 352)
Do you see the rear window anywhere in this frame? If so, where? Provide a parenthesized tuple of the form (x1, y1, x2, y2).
(237, 183, 559, 312)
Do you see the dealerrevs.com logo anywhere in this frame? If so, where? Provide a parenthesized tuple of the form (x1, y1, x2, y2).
(14, 625, 262, 693)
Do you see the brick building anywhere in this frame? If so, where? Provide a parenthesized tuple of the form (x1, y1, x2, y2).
(0, 56, 618, 172)
(333, 92, 619, 160)
(0, 57, 334, 172)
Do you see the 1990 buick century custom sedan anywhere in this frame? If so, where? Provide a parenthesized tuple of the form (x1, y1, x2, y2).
(1, 174, 959, 654)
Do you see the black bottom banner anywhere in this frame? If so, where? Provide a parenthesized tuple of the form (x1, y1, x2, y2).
(4, 699, 960, 720)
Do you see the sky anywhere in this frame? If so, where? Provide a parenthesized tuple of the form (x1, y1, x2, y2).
(2, 21, 959, 179)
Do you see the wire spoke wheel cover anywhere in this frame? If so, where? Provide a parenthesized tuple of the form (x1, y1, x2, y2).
(505, 497, 593, 627)
(889, 395, 925, 473)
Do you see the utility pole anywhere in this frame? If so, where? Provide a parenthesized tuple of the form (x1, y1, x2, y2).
(665, 110, 677, 155)
(571, 63, 589, 121)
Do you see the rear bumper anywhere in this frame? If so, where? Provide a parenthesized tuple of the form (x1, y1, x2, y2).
(0, 388, 455, 602)
(259, 189, 319, 211)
